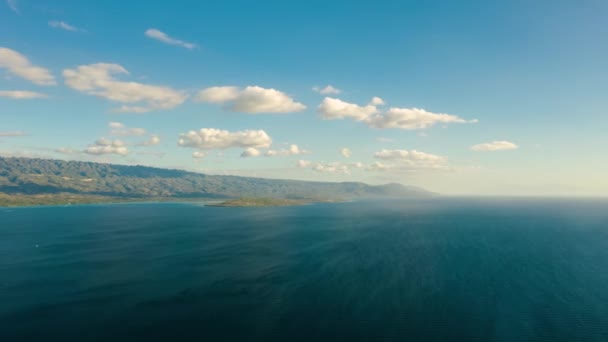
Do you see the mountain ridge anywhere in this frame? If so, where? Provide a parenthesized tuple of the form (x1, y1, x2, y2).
(0, 157, 434, 205)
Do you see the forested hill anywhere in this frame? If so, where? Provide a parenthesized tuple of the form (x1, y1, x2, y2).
(0, 157, 433, 200)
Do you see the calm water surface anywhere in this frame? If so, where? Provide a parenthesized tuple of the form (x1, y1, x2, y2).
(1, 198, 608, 341)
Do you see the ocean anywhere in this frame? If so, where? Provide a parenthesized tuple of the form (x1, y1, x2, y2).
(1, 198, 608, 341)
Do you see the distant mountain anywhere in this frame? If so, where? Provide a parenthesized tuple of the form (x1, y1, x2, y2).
(0, 157, 434, 202)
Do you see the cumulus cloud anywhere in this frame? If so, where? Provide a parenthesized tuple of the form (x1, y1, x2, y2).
(313, 85, 341, 95)
(241, 147, 261, 158)
(178, 128, 272, 151)
(63, 63, 187, 113)
(366, 161, 392, 171)
(145, 28, 196, 50)
(471, 141, 518, 152)
(196, 85, 306, 114)
(0, 131, 26, 137)
(318, 97, 379, 121)
(369, 96, 385, 106)
(0, 90, 48, 99)
(318, 96, 475, 130)
(265, 144, 308, 157)
(109, 122, 146, 136)
(368, 107, 474, 130)
(196, 86, 240, 103)
(341, 147, 352, 158)
(84, 138, 128, 156)
(296, 160, 350, 174)
(312, 162, 350, 174)
(374, 149, 448, 169)
(0, 47, 56, 85)
(49, 21, 84, 32)
(139, 135, 161, 146)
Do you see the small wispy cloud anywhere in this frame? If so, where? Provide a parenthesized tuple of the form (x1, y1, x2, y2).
(137, 135, 160, 147)
(470, 141, 518, 152)
(0, 131, 27, 137)
(49, 21, 85, 32)
(109, 122, 146, 136)
(7, 0, 18, 13)
(145, 28, 196, 50)
(313, 85, 341, 95)
(0, 47, 56, 85)
(0, 90, 48, 99)
(341, 148, 352, 158)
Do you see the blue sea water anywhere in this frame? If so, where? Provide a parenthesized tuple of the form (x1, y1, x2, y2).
(1, 198, 608, 341)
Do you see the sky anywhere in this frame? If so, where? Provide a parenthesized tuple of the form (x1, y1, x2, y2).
(1, 0, 608, 196)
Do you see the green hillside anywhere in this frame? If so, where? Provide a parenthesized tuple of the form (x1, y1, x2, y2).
(0, 157, 433, 206)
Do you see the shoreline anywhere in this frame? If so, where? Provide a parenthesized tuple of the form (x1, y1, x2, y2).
(0, 194, 338, 208)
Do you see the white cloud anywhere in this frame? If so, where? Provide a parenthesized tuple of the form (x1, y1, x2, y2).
(192, 151, 207, 159)
(318, 96, 476, 130)
(178, 128, 272, 150)
(63, 63, 187, 113)
(471, 141, 518, 152)
(376, 137, 394, 143)
(49, 21, 84, 32)
(366, 161, 392, 171)
(296, 160, 350, 174)
(84, 138, 128, 156)
(318, 97, 379, 121)
(265, 144, 308, 157)
(313, 85, 341, 95)
(369, 96, 385, 106)
(109, 122, 124, 129)
(296, 160, 311, 168)
(241, 147, 261, 158)
(341, 147, 352, 158)
(374, 149, 448, 169)
(0, 131, 26, 137)
(0, 47, 56, 85)
(112, 105, 152, 113)
(96, 137, 125, 147)
(196, 86, 240, 103)
(368, 107, 475, 130)
(145, 28, 196, 50)
(7, 0, 18, 13)
(0, 90, 48, 99)
(312, 162, 350, 174)
(196, 85, 306, 114)
(139, 135, 161, 146)
(109, 122, 146, 136)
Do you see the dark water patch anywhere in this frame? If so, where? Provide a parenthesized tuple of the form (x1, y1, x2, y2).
(1, 198, 608, 341)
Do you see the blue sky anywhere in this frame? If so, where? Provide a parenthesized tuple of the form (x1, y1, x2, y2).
(1, 0, 607, 196)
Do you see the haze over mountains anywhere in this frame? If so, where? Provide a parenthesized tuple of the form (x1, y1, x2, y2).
(0, 157, 432, 201)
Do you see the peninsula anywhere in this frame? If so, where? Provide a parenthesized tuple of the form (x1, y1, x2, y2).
(0, 157, 434, 207)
